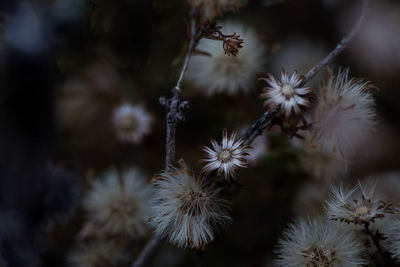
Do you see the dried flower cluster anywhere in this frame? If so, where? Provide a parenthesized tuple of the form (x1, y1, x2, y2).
(188, 21, 266, 95)
(148, 165, 231, 249)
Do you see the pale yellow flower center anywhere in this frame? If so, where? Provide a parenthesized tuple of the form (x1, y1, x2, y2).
(120, 115, 138, 132)
(355, 206, 370, 216)
(219, 150, 232, 162)
(281, 84, 296, 98)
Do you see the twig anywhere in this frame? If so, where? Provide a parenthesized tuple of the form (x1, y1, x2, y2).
(131, 9, 197, 267)
(300, 0, 369, 86)
(164, 8, 196, 171)
(244, 0, 369, 145)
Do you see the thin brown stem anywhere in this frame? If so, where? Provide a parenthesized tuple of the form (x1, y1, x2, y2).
(165, 8, 197, 171)
(300, 0, 369, 86)
(131, 9, 197, 267)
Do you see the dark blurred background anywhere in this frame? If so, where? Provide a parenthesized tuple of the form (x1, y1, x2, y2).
(0, 0, 400, 266)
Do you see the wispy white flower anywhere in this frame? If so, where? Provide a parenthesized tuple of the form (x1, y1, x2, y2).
(149, 165, 231, 249)
(275, 217, 366, 267)
(187, 21, 266, 95)
(188, 0, 240, 21)
(312, 68, 375, 160)
(83, 168, 151, 238)
(112, 103, 152, 144)
(67, 241, 129, 267)
(325, 181, 392, 225)
(201, 129, 251, 181)
(260, 70, 313, 119)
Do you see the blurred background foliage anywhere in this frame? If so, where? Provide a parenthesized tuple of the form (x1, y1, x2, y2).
(1, 0, 400, 266)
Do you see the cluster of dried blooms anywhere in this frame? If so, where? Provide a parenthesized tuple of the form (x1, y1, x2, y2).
(275, 180, 400, 266)
(60, 0, 400, 266)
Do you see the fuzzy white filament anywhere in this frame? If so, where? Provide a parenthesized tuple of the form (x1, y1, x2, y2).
(148, 167, 231, 249)
(275, 217, 367, 267)
(187, 21, 266, 96)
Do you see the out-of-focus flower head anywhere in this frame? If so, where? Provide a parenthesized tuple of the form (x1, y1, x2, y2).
(291, 130, 345, 181)
(188, 0, 241, 21)
(311, 68, 375, 161)
(149, 162, 231, 249)
(83, 168, 151, 238)
(201, 129, 251, 181)
(112, 103, 153, 144)
(259, 70, 313, 119)
(187, 21, 266, 95)
(275, 217, 367, 267)
(67, 241, 129, 267)
(325, 181, 393, 225)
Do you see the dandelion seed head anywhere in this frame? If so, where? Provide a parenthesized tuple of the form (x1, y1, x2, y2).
(275, 217, 366, 267)
(187, 21, 266, 95)
(112, 103, 152, 144)
(149, 165, 231, 249)
(83, 168, 151, 238)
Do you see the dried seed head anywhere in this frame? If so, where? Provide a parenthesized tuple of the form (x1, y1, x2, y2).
(201, 129, 251, 181)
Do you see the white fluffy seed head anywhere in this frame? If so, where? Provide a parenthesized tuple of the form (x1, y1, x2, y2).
(112, 103, 153, 144)
(312, 68, 375, 160)
(67, 241, 129, 267)
(187, 21, 266, 96)
(384, 216, 400, 261)
(275, 217, 367, 267)
(201, 129, 251, 181)
(292, 130, 346, 180)
(325, 181, 393, 225)
(260, 70, 313, 119)
(148, 166, 232, 249)
(83, 168, 151, 238)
